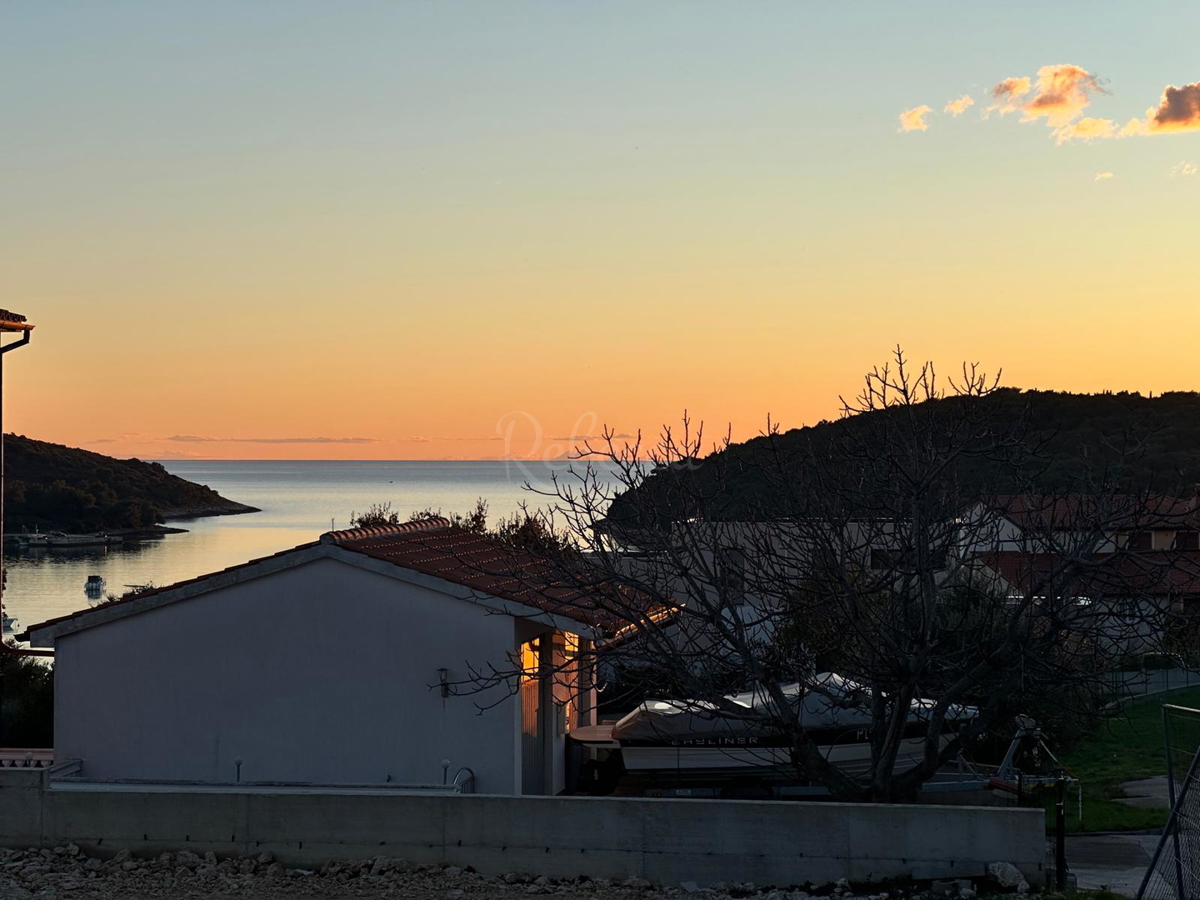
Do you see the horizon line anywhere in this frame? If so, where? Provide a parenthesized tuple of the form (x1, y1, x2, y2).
(146, 457, 626, 463)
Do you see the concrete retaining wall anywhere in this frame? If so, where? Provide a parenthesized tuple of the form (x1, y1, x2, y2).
(0, 770, 1046, 889)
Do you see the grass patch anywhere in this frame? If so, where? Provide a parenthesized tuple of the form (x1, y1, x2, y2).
(1044, 687, 1200, 833)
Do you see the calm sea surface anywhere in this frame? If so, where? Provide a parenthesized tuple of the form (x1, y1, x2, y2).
(3, 460, 618, 633)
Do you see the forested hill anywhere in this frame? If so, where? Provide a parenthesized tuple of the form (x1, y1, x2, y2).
(607, 389, 1200, 524)
(3, 434, 258, 533)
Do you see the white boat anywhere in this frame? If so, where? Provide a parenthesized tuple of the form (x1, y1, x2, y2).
(2, 610, 18, 635)
(84, 575, 107, 598)
(46, 533, 122, 548)
(575, 674, 976, 781)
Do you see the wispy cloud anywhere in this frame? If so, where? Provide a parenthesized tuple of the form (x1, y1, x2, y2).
(944, 94, 975, 117)
(166, 435, 380, 444)
(552, 433, 635, 441)
(1053, 78, 1200, 141)
(1094, 171, 1115, 181)
(400, 435, 504, 443)
(1022, 64, 1105, 127)
(87, 432, 146, 445)
(1172, 161, 1198, 178)
(926, 67, 1198, 153)
(987, 77, 1032, 116)
(987, 68, 1104, 138)
(1056, 116, 1118, 145)
(898, 105, 933, 133)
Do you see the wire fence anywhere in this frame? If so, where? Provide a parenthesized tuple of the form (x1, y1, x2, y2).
(1137, 705, 1200, 900)
(1109, 667, 1200, 701)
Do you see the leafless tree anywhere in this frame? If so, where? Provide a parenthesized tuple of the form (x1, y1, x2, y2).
(453, 349, 1196, 801)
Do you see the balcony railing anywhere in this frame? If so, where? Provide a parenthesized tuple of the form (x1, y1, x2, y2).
(0, 748, 54, 769)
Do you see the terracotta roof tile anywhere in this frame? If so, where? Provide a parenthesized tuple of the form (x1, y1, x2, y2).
(23, 518, 650, 639)
(325, 520, 630, 628)
(976, 550, 1200, 597)
(321, 516, 449, 543)
(990, 495, 1200, 531)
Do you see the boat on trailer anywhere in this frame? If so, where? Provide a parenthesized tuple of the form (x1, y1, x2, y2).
(571, 673, 979, 797)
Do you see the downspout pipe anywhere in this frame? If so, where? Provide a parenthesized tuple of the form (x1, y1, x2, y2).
(0, 325, 51, 659)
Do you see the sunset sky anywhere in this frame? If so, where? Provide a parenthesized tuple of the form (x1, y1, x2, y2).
(3, 3, 1198, 461)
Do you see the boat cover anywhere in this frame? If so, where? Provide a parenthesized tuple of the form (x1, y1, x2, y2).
(610, 673, 976, 743)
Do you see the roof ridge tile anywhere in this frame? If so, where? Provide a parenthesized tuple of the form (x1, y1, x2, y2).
(321, 516, 451, 545)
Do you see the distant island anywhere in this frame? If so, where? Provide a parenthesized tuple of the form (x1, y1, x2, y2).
(3, 434, 258, 534)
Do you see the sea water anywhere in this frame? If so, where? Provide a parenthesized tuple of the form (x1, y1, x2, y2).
(3, 459, 620, 629)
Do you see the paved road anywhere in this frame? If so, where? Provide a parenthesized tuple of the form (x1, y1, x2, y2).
(1119, 776, 1172, 810)
(1068, 834, 1161, 897)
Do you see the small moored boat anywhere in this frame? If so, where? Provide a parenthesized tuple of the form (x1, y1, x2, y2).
(45, 532, 123, 548)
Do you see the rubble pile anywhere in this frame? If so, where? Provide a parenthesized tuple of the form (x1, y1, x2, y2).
(0, 846, 1033, 900)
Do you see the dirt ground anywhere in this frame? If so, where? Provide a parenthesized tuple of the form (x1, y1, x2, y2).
(0, 844, 1016, 900)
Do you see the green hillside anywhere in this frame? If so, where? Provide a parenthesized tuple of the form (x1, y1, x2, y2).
(3, 434, 257, 533)
(607, 389, 1200, 524)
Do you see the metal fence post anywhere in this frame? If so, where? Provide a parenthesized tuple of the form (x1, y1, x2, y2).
(1138, 705, 1200, 900)
(1166, 707, 1179, 807)
(1056, 773, 1067, 891)
(1164, 707, 1187, 900)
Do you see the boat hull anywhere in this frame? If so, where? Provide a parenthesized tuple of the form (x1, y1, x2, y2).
(619, 736, 931, 778)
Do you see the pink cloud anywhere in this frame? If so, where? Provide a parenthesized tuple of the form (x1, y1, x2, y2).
(1126, 81, 1200, 135)
(987, 77, 1032, 116)
(1021, 64, 1105, 127)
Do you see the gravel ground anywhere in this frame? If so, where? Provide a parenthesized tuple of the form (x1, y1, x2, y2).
(0, 845, 1024, 900)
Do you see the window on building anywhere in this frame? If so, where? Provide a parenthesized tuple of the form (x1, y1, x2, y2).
(1175, 531, 1200, 551)
(520, 637, 540, 683)
(1127, 532, 1152, 551)
(558, 633, 579, 733)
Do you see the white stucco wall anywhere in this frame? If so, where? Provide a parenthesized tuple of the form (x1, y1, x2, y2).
(53, 558, 521, 792)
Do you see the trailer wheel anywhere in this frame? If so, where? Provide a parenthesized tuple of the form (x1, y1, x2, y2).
(580, 757, 620, 796)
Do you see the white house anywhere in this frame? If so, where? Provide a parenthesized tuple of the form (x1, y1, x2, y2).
(22, 518, 606, 795)
(959, 494, 1200, 555)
